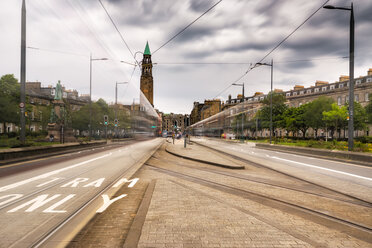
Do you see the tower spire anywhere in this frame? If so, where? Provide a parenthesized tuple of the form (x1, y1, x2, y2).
(144, 41, 151, 55)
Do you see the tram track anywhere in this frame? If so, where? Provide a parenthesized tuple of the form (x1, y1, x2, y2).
(145, 163, 372, 244)
(191, 140, 372, 206)
(143, 144, 372, 243)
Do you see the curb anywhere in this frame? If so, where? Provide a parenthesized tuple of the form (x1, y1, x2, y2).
(165, 147, 245, 170)
(255, 143, 372, 167)
(123, 179, 156, 248)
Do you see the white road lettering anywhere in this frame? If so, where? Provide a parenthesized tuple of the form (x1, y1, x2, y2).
(37, 178, 60, 187)
(0, 153, 112, 192)
(43, 194, 75, 213)
(61, 178, 89, 187)
(83, 178, 105, 188)
(0, 194, 23, 207)
(112, 178, 139, 188)
(96, 194, 127, 213)
(272, 156, 372, 181)
(8, 194, 61, 213)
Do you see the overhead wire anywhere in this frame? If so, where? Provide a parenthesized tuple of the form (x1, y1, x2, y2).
(152, 0, 223, 55)
(213, 0, 330, 98)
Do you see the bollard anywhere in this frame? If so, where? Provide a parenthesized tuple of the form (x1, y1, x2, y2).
(184, 135, 187, 148)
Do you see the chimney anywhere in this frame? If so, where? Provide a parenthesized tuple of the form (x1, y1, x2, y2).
(368, 68, 372, 76)
(293, 85, 304, 91)
(315, 80, 329, 86)
(274, 89, 283, 93)
(339, 75, 349, 82)
(228, 94, 232, 102)
(237, 94, 242, 99)
(254, 92, 263, 96)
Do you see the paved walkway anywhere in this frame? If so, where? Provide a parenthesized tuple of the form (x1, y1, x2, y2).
(165, 139, 245, 169)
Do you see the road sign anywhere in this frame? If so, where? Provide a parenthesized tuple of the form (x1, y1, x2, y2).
(19, 102, 25, 108)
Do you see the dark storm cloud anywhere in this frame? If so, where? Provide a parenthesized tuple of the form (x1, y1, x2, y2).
(189, 0, 212, 13)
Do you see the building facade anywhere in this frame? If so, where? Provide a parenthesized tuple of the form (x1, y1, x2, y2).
(162, 113, 190, 133)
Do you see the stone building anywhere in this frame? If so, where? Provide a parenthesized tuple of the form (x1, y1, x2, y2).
(190, 102, 204, 125)
(0, 81, 88, 134)
(225, 68, 372, 138)
(162, 113, 190, 133)
(140, 42, 154, 107)
(200, 99, 221, 120)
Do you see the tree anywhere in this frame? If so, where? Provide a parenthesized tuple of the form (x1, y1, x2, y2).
(349, 101, 367, 132)
(365, 93, 372, 125)
(282, 104, 311, 138)
(304, 96, 334, 138)
(0, 74, 20, 133)
(322, 103, 348, 139)
(256, 92, 288, 136)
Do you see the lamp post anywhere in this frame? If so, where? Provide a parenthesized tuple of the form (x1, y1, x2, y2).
(232, 82, 245, 141)
(20, 0, 26, 145)
(323, 3, 354, 151)
(254, 59, 274, 144)
(115, 82, 129, 137)
(89, 54, 108, 140)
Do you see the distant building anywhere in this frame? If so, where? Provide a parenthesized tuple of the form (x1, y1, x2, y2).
(190, 102, 204, 125)
(140, 42, 154, 107)
(200, 99, 221, 120)
(162, 113, 190, 133)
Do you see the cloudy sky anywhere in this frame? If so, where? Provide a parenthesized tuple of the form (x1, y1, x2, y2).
(0, 0, 371, 114)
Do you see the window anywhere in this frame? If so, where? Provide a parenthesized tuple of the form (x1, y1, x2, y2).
(322, 86, 327, 91)
(51, 89, 55, 95)
(355, 94, 359, 102)
(330, 85, 335, 90)
(299, 102, 303, 106)
(314, 88, 319, 92)
(307, 89, 312, 94)
(300, 91, 304, 95)
(366, 93, 370, 102)
(293, 92, 297, 96)
(347, 82, 349, 87)
(367, 78, 372, 83)
(286, 93, 291, 97)
(339, 83, 344, 88)
(355, 80, 361, 85)
(260, 96, 264, 100)
(248, 98, 252, 102)
(254, 97, 258, 101)
(345, 95, 349, 103)
(337, 96, 342, 106)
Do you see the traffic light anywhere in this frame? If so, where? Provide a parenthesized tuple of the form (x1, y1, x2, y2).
(104, 115, 108, 125)
(114, 119, 118, 127)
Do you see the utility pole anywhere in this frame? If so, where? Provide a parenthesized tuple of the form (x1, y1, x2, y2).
(20, 0, 26, 145)
(89, 53, 92, 141)
(323, 3, 354, 151)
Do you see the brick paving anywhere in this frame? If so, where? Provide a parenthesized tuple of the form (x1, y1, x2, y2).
(68, 169, 151, 248)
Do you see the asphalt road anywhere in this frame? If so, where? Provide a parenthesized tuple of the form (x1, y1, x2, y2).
(0, 138, 163, 248)
(195, 137, 372, 202)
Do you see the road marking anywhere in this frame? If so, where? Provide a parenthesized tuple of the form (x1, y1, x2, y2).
(8, 194, 61, 212)
(0, 153, 112, 192)
(96, 194, 127, 213)
(37, 178, 61, 187)
(43, 194, 75, 213)
(83, 178, 105, 187)
(113, 178, 139, 188)
(61, 178, 89, 187)
(272, 156, 372, 181)
(0, 194, 23, 207)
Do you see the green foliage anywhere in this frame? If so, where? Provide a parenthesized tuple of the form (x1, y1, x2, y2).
(71, 98, 131, 134)
(255, 92, 287, 132)
(350, 101, 367, 131)
(364, 93, 372, 124)
(281, 103, 310, 137)
(322, 103, 348, 138)
(0, 74, 20, 129)
(304, 96, 334, 137)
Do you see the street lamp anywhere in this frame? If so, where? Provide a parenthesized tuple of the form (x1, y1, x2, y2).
(254, 59, 274, 144)
(232, 82, 245, 141)
(323, 3, 354, 151)
(89, 54, 108, 140)
(115, 82, 129, 137)
(20, 0, 26, 145)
